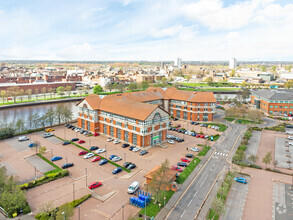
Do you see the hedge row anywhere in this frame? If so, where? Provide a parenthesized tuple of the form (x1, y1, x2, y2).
(19, 170, 69, 190)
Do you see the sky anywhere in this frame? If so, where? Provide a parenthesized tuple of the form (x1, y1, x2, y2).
(0, 0, 293, 61)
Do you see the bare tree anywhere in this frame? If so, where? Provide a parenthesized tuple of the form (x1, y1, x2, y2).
(262, 151, 272, 169)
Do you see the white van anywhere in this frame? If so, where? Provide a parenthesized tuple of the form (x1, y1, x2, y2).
(127, 181, 139, 194)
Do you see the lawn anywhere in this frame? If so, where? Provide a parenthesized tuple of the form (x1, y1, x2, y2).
(139, 191, 175, 218)
(176, 157, 201, 184)
(197, 146, 211, 156)
(235, 119, 262, 124)
(203, 123, 227, 132)
(37, 153, 62, 175)
(181, 82, 210, 87)
(224, 117, 235, 122)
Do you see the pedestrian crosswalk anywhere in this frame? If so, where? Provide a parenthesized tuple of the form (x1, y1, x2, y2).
(213, 151, 228, 158)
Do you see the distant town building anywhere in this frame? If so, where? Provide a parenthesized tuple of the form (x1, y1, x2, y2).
(174, 58, 182, 69)
(229, 58, 237, 69)
(251, 89, 293, 115)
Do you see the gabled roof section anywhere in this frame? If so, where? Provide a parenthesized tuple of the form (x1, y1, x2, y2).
(252, 89, 293, 101)
(76, 94, 101, 110)
(165, 87, 216, 102)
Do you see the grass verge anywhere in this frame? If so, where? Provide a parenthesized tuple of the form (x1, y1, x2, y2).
(224, 117, 235, 122)
(139, 191, 174, 218)
(37, 153, 62, 175)
(198, 146, 211, 156)
(203, 123, 227, 132)
(176, 157, 201, 184)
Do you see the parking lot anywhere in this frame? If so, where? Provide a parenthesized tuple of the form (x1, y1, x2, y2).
(0, 119, 223, 219)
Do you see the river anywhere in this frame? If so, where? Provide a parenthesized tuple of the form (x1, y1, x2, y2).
(0, 101, 79, 129)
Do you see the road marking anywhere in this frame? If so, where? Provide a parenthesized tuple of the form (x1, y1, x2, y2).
(180, 209, 186, 218)
(92, 209, 112, 218)
(188, 199, 193, 207)
(193, 192, 198, 197)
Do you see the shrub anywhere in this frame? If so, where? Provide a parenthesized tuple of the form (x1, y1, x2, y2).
(238, 145, 247, 151)
(248, 164, 262, 169)
(22, 204, 31, 214)
(70, 194, 91, 207)
(0, 127, 15, 140)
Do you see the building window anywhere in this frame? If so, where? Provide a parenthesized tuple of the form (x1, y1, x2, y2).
(269, 111, 273, 114)
(133, 126, 136, 131)
(280, 106, 283, 109)
(203, 113, 208, 121)
(87, 121, 90, 131)
(275, 106, 278, 108)
(124, 131, 129, 142)
(82, 120, 85, 129)
(110, 126, 114, 136)
(270, 106, 273, 108)
(103, 125, 107, 134)
(176, 110, 181, 118)
(132, 133, 137, 145)
(117, 128, 121, 139)
(285, 106, 288, 108)
(183, 111, 187, 120)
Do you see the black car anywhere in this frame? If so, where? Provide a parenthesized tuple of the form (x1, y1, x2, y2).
(129, 146, 135, 151)
(123, 162, 132, 168)
(62, 141, 71, 145)
(139, 150, 148, 156)
(122, 143, 130, 148)
(71, 138, 79, 142)
(177, 138, 184, 142)
(65, 123, 70, 127)
(61, 163, 74, 169)
(90, 146, 99, 151)
(173, 118, 179, 121)
(68, 125, 73, 129)
(177, 162, 188, 167)
(112, 167, 123, 174)
(286, 125, 293, 128)
(80, 130, 86, 134)
(127, 163, 136, 170)
(185, 154, 194, 158)
(71, 126, 76, 130)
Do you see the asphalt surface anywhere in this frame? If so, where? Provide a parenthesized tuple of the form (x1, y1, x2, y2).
(166, 122, 246, 220)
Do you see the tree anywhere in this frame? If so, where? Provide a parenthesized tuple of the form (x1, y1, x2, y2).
(116, 83, 125, 93)
(285, 80, 293, 89)
(55, 105, 63, 124)
(32, 113, 40, 129)
(39, 114, 47, 128)
(128, 83, 138, 91)
(140, 81, 150, 90)
(148, 159, 170, 203)
(34, 89, 39, 100)
(45, 107, 55, 126)
(36, 201, 57, 220)
(205, 77, 213, 85)
(286, 65, 292, 72)
(229, 69, 235, 77)
(248, 155, 258, 164)
(41, 87, 47, 99)
(25, 89, 32, 101)
(261, 65, 267, 72)
(39, 146, 47, 155)
(56, 86, 65, 96)
(262, 151, 272, 168)
(65, 86, 72, 97)
(105, 83, 114, 92)
(211, 197, 224, 219)
(55, 203, 74, 220)
(93, 85, 103, 94)
(272, 65, 277, 73)
(240, 88, 250, 102)
(48, 88, 55, 99)
(161, 77, 167, 84)
(15, 119, 25, 133)
(0, 90, 7, 104)
(62, 107, 73, 123)
(7, 86, 20, 103)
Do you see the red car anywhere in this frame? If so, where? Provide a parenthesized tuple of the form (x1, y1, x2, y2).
(78, 151, 87, 156)
(181, 158, 190, 163)
(88, 181, 102, 189)
(196, 134, 201, 138)
(171, 166, 183, 172)
(78, 140, 85, 144)
(92, 156, 101, 162)
(200, 135, 205, 138)
(93, 133, 99, 136)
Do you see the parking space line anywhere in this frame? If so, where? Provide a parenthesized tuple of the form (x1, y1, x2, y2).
(92, 209, 112, 219)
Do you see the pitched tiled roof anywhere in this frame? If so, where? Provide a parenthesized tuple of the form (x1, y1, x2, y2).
(252, 89, 293, 101)
(144, 165, 177, 182)
(165, 87, 216, 102)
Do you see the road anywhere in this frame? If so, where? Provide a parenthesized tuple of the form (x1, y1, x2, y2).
(166, 122, 246, 220)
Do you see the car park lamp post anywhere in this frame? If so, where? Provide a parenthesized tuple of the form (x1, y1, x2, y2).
(62, 212, 65, 220)
(78, 205, 80, 220)
(122, 205, 124, 220)
(73, 183, 75, 201)
(85, 168, 88, 187)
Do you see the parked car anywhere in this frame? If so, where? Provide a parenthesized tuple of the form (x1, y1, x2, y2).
(129, 146, 135, 151)
(167, 140, 175, 144)
(45, 128, 54, 132)
(18, 136, 29, 142)
(177, 162, 188, 167)
(122, 143, 130, 148)
(107, 138, 113, 142)
(88, 182, 102, 189)
(93, 132, 99, 136)
(83, 131, 89, 135)
(132, 147, 140, 152)
(78, 140, 85, 144)
(185, 154, 194, 158)
(191, 147, 199, 152)
(128, 181, 139, 194)
(61, 163, 74, 169)
(127, 163, 136, 170)
(99, 159, 108, 165)
(289, 142, 293, 146)
(139, 150, 148, 156)
(286, 131, 293, 135)
(123, 162, 132, 168)
(171, 166, 182, 172)
(65, 123, 70, 127)
(200, 135, 205, 138)
(84, 153, 94, 159)
(96, 149, 106, 154)
(109, 155, 118, 160)
(112, 167, 123, 174)
(196, 134, 201, 138)
(113, 140, 121, 144)
(43, 133, 53, 138)
(112, 156, 122, 162)
(181, 158, 190, 163)
(173, 117, 179, 121)
(234, 177, 247, 184)
(92, 156, 101, 162)
(78, 151, 87, 156)
(71, 138, 79, 142)
(67, 125, 73, 129)
(285, 125, 293, 128)
(90, 146, 99, 151)
(177, 138, 184, 142)
(62, 141, 71, 145)
(51, 156, 62, 161)
(288, 136, 293, 140)
(29, 143, 38, 147)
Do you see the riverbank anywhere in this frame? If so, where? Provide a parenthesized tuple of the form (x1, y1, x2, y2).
(0, 97, 83, 109)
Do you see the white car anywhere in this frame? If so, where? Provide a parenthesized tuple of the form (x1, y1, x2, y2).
(191, 147, 199, 152)
(288, 136, 293, 140)
(113, 140, 120, 144)
(43, 133, 53, 138)
(289, 142, 293, 146)
(84, 153, 94, 159)
(96, 149, 106, 154)
(75, 128, 81, 132)
(286, 131, 293, 135)
(107, 138, 113, 142)
(18, 136, 29, 142)
(132, 147, 140, 152)
(167, 140, 175, 144)
(112, 156, 122, 162)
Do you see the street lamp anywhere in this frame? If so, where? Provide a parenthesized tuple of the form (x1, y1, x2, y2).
(62, 211, 65, 220)
(85, 168, 88, 187)
(73, 183, 75, 201)
(78, 205, 80, 220)
(122, 205, 124, 220)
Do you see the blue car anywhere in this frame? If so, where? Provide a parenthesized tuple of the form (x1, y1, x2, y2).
(51, 156, 62, 161)
(129, 146, 135, 151)
(177, 162, 188, 167)
(29, 143, 37, 147)
(112, 167, 122, 174)
(234, 177, 247, 184)
(99, 159, 108, 165)
(62, 141, 70, 145)
(109, 155, 118, 160)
